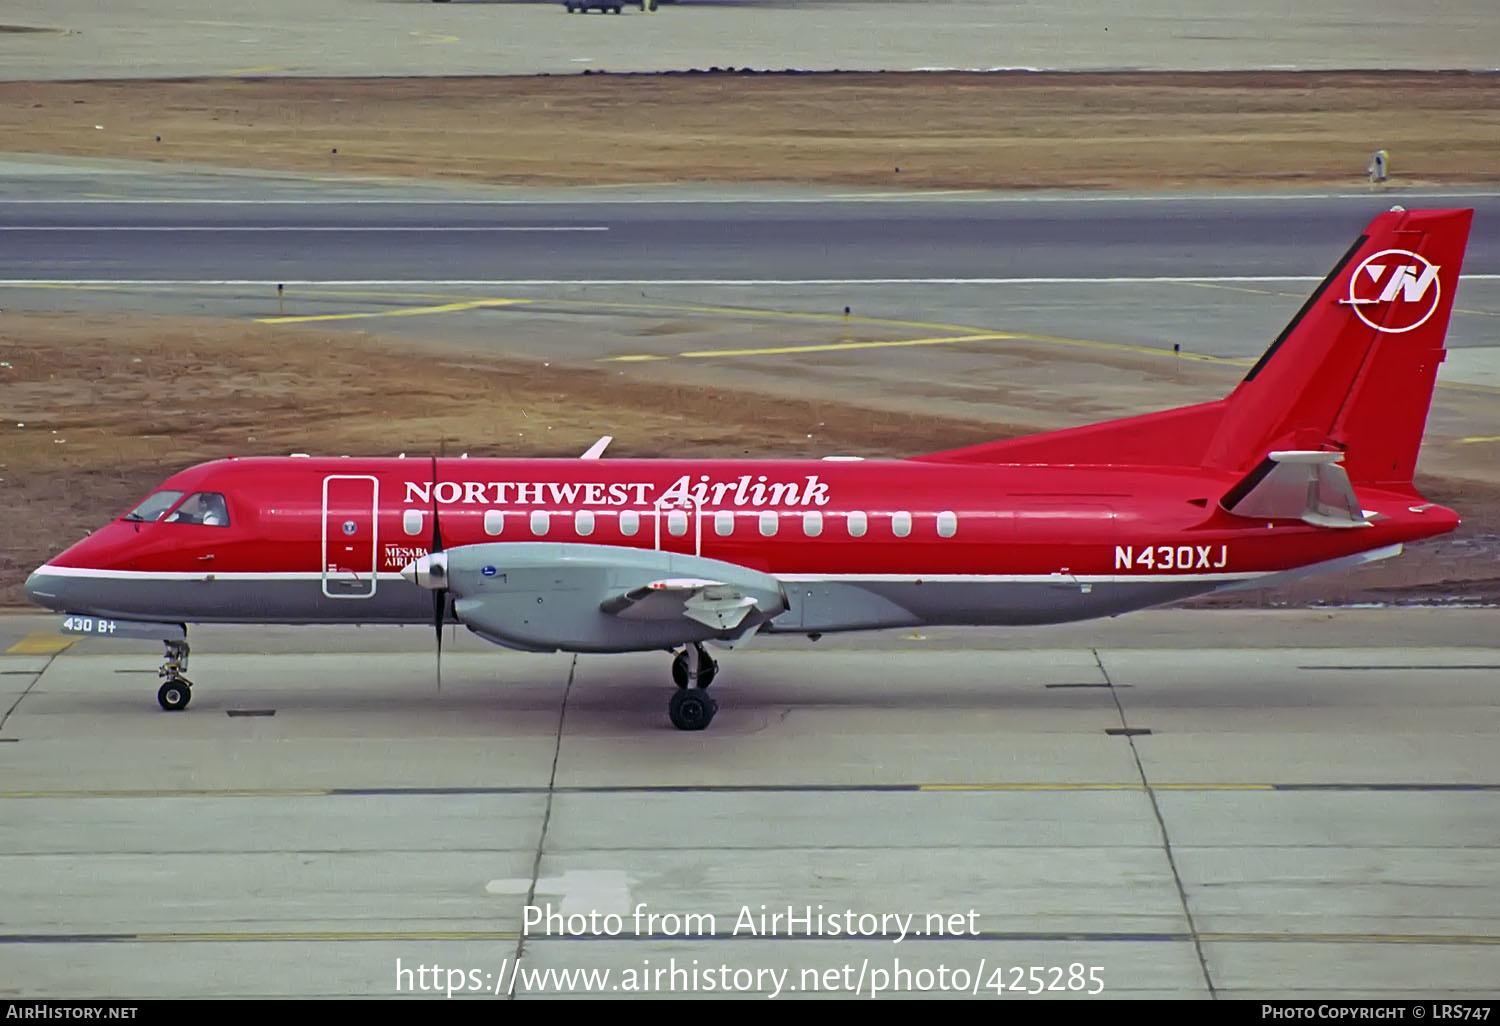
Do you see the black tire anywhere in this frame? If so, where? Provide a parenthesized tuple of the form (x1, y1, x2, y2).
(157, 679, 191, 711)
(671, 650, 689, 688)
(668, 689, 716, 731)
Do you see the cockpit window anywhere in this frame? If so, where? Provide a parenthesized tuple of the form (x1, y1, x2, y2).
(122, 490, 184, 522)
(164, 492, 231, 527)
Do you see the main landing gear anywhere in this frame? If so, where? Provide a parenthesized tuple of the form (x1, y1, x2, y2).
(667, 642, 718, 731)
(157, 639, 193, 711)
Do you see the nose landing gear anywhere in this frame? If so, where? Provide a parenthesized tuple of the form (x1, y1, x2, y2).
(157, 639, 192, 711)
(667, 643, 718, 730)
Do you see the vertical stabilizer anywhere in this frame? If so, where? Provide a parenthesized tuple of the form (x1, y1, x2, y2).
(1204, 207, 1471, 489)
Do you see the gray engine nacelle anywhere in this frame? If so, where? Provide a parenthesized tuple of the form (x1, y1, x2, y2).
(438, 542, 788, 653)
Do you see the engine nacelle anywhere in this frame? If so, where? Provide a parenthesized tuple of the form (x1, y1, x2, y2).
(437, 542, 787, 653)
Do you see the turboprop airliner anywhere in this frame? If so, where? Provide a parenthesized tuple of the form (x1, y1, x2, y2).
(25, 206, 1470, 730)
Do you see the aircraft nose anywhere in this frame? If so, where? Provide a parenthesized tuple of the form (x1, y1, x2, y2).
(24, 568, 62, 610)
(401, 552, 447, 590)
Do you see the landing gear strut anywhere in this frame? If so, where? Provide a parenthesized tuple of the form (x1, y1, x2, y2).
(157, 639, 192, 711)
(671, 643, 717, 689)
(667, 643, 717, 730)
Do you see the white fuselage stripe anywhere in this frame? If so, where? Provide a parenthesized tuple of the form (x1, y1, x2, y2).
(32, 565, 1269, 584)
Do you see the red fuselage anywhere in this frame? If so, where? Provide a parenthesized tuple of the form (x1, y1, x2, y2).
(27, 455, 1456, 633)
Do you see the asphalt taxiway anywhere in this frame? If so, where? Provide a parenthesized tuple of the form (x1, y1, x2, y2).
(2, 609, 1499, 998)
(6, 169, 1500, 281)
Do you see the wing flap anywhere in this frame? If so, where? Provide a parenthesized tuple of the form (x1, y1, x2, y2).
(601, 577, 761, 629)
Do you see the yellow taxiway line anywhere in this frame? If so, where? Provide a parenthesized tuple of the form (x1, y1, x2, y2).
(256, 298, 528, 325)
(604, 331, 1252, 365)
(4, 634, 75, 656)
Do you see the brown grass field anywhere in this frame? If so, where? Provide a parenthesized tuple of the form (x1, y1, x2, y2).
(1, 71, 1497, 189)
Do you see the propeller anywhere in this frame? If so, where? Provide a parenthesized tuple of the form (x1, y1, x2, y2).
(430, 455, 446, 693)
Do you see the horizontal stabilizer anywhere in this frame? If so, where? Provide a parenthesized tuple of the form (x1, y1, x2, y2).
(1220, 450, 1370, 529)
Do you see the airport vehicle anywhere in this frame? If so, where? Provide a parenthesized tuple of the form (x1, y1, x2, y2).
(25, 207, 1470, 730)
(562, 0, 657, 11)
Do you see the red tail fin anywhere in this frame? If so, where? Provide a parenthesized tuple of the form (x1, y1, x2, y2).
(1203, 206, 1471, 488)
(915, 207, 1471, 489)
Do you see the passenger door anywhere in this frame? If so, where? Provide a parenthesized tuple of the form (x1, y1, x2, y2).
(321, 475, 379, 598)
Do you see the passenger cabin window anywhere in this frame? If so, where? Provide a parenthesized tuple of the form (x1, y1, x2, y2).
(165, 492, 230, 527)
(715, 511, 734, 537)
(575, 510, 595, 537)
(937, 511, 958, 538)
(530, 510, 550, 536)
(484, 510, 504, 536)
(403, 510, 424, 536)
(803, 511, 823, 538)
(667, 509, 688, 537)
(891, 511, 911, 538)
(123, 490, 183, 523)
(759, 511, 778, 537)
(620, 510, 640, 536)
(847, 511, 867, 538)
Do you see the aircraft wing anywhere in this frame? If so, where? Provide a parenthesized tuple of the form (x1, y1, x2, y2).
(600, 577, 764, 630)
(409, 542, 788, 652)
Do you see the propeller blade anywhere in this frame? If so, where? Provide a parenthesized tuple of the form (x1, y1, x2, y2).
(430, 455, 444, 554)
(431, 455, 444, 694)
(434, 590, 444, 694)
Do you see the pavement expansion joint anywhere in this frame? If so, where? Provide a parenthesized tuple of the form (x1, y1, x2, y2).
(1094, 647, 1218, 997)
(509, 653, 577, 996)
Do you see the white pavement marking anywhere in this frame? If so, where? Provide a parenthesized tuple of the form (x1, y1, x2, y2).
(0, 226, 608, 233)
(485, 869, 633, 917)
(3, 191, 1500, 204)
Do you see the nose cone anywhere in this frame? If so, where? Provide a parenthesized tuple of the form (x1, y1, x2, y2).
(401, 552, 447, 589)
(24, 568, 61, 610)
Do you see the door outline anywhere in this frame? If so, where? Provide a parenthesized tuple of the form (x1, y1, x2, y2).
(321, 475, 379, 599)
(1011, 500, 1117, 592)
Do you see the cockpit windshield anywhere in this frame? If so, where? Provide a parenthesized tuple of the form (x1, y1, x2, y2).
(164, 492, 231, 527)
(122, 490, 184, 522)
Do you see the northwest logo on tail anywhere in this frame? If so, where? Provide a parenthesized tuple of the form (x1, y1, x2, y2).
(1337, 248, 1442, 333)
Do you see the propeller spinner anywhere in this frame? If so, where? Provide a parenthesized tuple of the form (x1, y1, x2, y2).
(400, 551, 448, 590)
